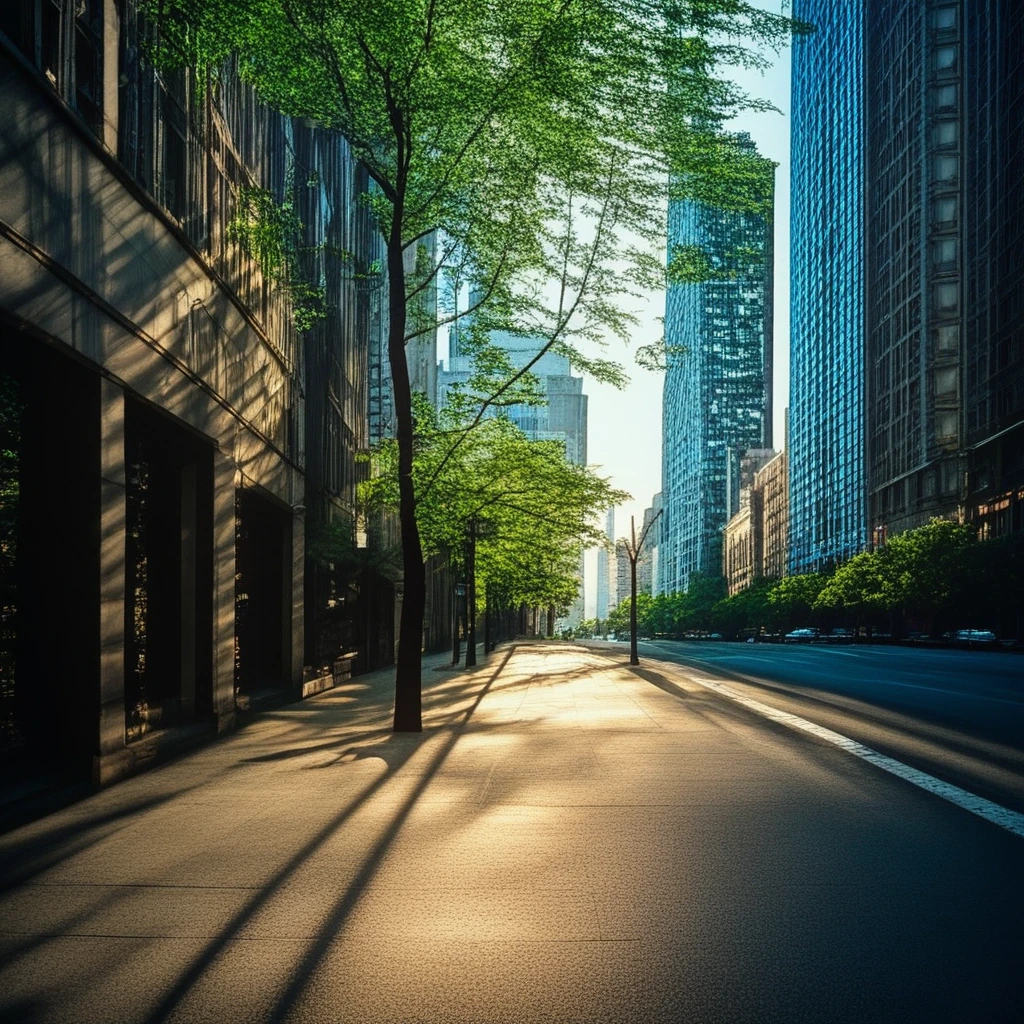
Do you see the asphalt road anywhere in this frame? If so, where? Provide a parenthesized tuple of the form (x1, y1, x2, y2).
(637, 639, 1024, 812)
(2, 642, 1024, 1022)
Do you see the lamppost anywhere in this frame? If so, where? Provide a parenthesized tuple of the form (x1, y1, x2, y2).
(452, 581, 466, 665)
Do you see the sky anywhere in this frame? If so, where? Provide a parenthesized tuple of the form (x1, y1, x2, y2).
(581, 9, 795, 616)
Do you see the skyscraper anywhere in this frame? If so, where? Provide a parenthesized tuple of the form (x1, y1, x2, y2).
(788, 0, 867, 573)
(596, 509, 615, 619)
(658, 135, 774, 595)
(863, 1, 1024, 540)
(438, 324, 589, 622)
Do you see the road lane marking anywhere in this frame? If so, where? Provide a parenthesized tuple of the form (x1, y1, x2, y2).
(683, 673, 1024, 840)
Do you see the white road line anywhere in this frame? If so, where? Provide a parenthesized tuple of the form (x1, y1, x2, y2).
(685, 674, 1024, 841)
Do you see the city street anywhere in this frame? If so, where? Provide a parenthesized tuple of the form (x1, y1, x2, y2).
(636, 640, 1024, 812)
(2, 641, 1022, 1024)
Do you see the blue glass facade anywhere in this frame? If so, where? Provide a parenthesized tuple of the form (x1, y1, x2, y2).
(659, 144, 774, 595)
(788, 0, 867, 573)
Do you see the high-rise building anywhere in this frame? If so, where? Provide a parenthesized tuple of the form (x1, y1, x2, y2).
(637, 497, 662, 596)
(596, 509, 615, 619)
(960, 2, 1024, 538)
(865, 1, 963, 538)
(864, 1, 1024, 541)
(659, 135, 774, 595)
(615, 540, 632, 609)
(438, 325, 589, 623)
(789, 0, 867, 573)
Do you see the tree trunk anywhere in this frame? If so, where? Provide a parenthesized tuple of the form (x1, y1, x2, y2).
(466, 522, 477, 667)
(629, 557, 639, 665)
(547, 604, 555, 638)
(451, 578, 461, 666)
(387, 229, 424, 732)
(484, 584, 492, 653)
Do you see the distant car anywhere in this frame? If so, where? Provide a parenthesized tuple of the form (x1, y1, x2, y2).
(784, 628, 820, 644)
(826, 628, 855, 644)
(949, 629, 998, 648)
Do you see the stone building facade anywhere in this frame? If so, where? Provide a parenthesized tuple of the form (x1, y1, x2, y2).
(722, 449, 787, 595)
(0, 1, 403, 787)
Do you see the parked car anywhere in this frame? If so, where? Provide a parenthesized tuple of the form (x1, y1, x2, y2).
(784, 628, 820, 644)
(947, 629, 999, 648)
(826, 628, 855, 644)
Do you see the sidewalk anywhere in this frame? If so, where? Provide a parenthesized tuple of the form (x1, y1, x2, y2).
(0, 642, 1021, 1023)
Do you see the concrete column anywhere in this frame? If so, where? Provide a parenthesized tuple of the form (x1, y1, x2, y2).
(211, 450, 236, 732)
(102, 0, 120, 153)
(95, 379, 126, 781)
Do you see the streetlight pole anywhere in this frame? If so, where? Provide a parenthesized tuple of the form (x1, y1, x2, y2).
(466, 519, 478, 667)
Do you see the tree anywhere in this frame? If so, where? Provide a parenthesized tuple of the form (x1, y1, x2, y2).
(815, 552, 891, 625)
(620, 511, 662, 665)
(148, 0, 798, 729)
(361, 400, 626, 656)
(767, 572, 827, 626)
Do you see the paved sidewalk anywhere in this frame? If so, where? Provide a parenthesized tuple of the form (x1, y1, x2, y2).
(0, 642, 1021, 1023)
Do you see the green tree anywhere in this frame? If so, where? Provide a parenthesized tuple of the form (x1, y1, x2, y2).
(880, 518, 975, 627)
(148, 0, 798, 729)
(815, 552, 890, 624)
(362, 401, 626, 649)
(767, 572, 827, 628)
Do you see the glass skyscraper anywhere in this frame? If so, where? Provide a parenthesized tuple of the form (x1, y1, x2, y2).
(788, 0, 867, 574)
(658, 135, 774, 595)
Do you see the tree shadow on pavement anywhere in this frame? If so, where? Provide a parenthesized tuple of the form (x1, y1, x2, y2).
(140, 645, 518, 1024)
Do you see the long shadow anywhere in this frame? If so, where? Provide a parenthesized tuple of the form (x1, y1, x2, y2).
(142, 645, 518, 1024)
(0, 788, 197, 894)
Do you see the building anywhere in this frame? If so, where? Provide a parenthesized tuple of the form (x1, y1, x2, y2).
(789, 0, 867, 574)
(865, 1, 964, 538)
(637, 497, 662, 596)
(723, 448, 787, 595)
(659, 134, 774, 595)
(0, 3, 398, 786)
(439, 330, 587, 465)
(726, 448, 776, 521)
(615, 540, 632, 609)
(961, 2, 1024, 538)
(596, 508, 615, 619)
(439, 325, 589, 623)
(759, 449, 789, 581)
(723, 504, 758, 597)
(863, 1, 1024, 543)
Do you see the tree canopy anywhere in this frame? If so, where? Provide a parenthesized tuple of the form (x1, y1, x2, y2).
(361, 398, 626, 613)
(145, 0, 802, 728)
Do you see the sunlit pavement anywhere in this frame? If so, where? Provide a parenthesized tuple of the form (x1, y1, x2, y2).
(1, 642, 1022, 1024)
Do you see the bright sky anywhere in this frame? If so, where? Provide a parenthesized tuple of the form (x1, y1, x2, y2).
(582, 6, 794, 615)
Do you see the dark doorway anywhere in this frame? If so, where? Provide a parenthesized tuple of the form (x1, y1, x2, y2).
(124, 399, 213, 741)
(0, 330, 101, 787)
(235, 489, 291, 706)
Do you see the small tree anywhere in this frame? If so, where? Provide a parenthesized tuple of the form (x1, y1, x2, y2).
(620, 511, 663, 665)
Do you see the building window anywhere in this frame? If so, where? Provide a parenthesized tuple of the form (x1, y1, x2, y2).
(932, 7, 957, 32)
(934, 84, 957, 111)
(933, 120, 958, 148)
(933, 196, 957, 227)
(934, 367, 958, 397)
(933, 154, 958, 182)
(931, 238, 957, 268)
(933, 282, 958, 312)
(934, 46, 958, 72)
(935, 411, 958, 442)
(934, 324, 958, 352)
